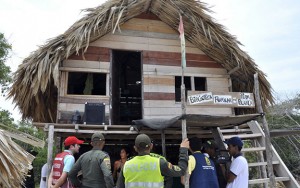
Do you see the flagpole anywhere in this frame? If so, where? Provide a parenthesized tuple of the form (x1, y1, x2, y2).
(178, 13, 189, 188)
(178, 14, 187, 140)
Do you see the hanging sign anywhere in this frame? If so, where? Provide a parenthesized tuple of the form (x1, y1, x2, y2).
(187, 91, 255, 108)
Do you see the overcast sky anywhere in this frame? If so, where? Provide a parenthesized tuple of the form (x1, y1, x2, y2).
(0, 0, 299, 121)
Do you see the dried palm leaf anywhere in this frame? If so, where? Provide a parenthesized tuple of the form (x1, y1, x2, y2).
(0, 130, 34, 188)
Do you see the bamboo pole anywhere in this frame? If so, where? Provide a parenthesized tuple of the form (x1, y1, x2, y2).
(46, 125, 54, 187)
(179, 13, 189, 188)
(254, 73, 276, 187)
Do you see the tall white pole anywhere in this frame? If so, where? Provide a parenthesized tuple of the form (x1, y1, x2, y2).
(179, 13, 189, 188)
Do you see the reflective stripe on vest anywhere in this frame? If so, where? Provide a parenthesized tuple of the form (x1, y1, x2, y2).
(123, 155, 164, 188)
(125, 182, 164, 188)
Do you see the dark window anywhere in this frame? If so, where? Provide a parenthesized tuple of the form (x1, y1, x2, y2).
(195, 77, 206, 91)
(67, 72, 106, 95)
(175, 76, 191, 102)
(175, 76, 206, 102)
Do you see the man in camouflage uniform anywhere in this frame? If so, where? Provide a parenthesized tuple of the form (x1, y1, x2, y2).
(69, 132, 114, 188)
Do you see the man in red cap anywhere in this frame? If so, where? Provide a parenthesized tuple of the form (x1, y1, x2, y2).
(49, 136, 84, 188)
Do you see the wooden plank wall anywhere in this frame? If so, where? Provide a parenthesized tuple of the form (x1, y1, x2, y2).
(59, 14, 232, 122)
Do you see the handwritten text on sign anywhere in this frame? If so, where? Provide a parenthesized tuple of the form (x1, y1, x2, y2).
(187, 91, 255, 108)
(188, 92, 213, 104)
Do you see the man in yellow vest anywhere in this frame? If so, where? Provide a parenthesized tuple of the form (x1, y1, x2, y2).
(117, 134, 189, 188)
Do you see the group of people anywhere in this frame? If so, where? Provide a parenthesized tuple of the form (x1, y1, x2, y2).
(182, 136, 249, 188)
(40, 132, 248, 188)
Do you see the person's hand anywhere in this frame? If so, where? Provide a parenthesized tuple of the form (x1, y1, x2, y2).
(180, 138, 189, 149)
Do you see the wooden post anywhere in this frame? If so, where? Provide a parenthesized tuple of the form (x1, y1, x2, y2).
(179, 13, 189, 188)
(109, 50, 113, 126)
(46, 125, 54, 187)
(255, 140, 268, 188)
(161, 130, 166, 157)
(254, 73, 276, 187)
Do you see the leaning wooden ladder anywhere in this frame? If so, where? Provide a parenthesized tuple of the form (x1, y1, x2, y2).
(212, 121, 300, 188)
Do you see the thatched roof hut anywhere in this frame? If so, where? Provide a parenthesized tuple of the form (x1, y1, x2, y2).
(9, 0, 273, 123)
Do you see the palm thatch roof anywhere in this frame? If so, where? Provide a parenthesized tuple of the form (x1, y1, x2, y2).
(0, 130, 34, 188)
(9, 0, 273, 122)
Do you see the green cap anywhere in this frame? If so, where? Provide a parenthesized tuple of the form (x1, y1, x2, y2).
(203, 140, 218, 149)
(135, 134, 151, 148)
(91, 132, 105, 141)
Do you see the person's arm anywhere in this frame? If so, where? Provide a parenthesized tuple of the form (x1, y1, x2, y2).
(113, 160, 119, 182)
(116, 169, 125, 188)
(100, 156, 114, 188)
(52, 172, 68, 188)
(160, 139, 189, 177)
(226, 156, 244, 183)
(180, 173, 190, 185)
(180, 155, 195, 185)
(68, 158, 82, 187)
(219, 164, 227, 179)
(227, 171, 237, 183)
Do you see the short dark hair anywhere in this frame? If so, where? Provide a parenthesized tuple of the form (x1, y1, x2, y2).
(230, 144, 242, 152)
(190, 137, 202, 151)
(238, 146, 242, 151)
(135, 146, 149, 153)
(64, 145, 72, 150)
(121, 147, 131, 155)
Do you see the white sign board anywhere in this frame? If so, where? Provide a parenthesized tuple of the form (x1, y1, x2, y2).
(188, 92, 213, 105)
(187, 91, 255, 108)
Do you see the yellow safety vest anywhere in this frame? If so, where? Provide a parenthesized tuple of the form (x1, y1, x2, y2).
(123, 155, 164, 188)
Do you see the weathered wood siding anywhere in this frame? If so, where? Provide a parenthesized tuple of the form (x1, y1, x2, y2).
(58, 14, 232, 122)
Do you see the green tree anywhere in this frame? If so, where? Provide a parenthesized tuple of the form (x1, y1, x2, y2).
(267, 93, 300, 180)
(0, 32, 12, 94)
(0, 109, 16, 128)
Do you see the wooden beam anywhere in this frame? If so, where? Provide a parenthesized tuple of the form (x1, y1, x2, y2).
(254, 73, 276, 187)
(59, 67, 109, 73)
(249, 177, 290, 184)
(241, 147, 266, 152)
(248, 161, 279, 167)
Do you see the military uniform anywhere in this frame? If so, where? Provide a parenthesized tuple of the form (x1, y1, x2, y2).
(69, 132, 114, 188)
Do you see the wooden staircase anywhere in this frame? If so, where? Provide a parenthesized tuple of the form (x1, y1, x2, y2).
(212, 120, 300, 188)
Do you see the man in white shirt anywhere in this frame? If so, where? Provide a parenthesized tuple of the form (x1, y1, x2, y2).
(40, 163, 48, 188)
(224, 136, 248, 188)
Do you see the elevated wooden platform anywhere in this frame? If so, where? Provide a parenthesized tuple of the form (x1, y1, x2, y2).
(33, 122, 254, 143)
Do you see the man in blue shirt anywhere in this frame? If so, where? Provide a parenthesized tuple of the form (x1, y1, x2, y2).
(182, 137, 219, 188)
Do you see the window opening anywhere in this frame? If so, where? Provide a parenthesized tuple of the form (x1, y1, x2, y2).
(67, 72, 106, 95)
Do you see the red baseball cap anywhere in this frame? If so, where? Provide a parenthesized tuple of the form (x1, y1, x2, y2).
(64, 136, 84, 146)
